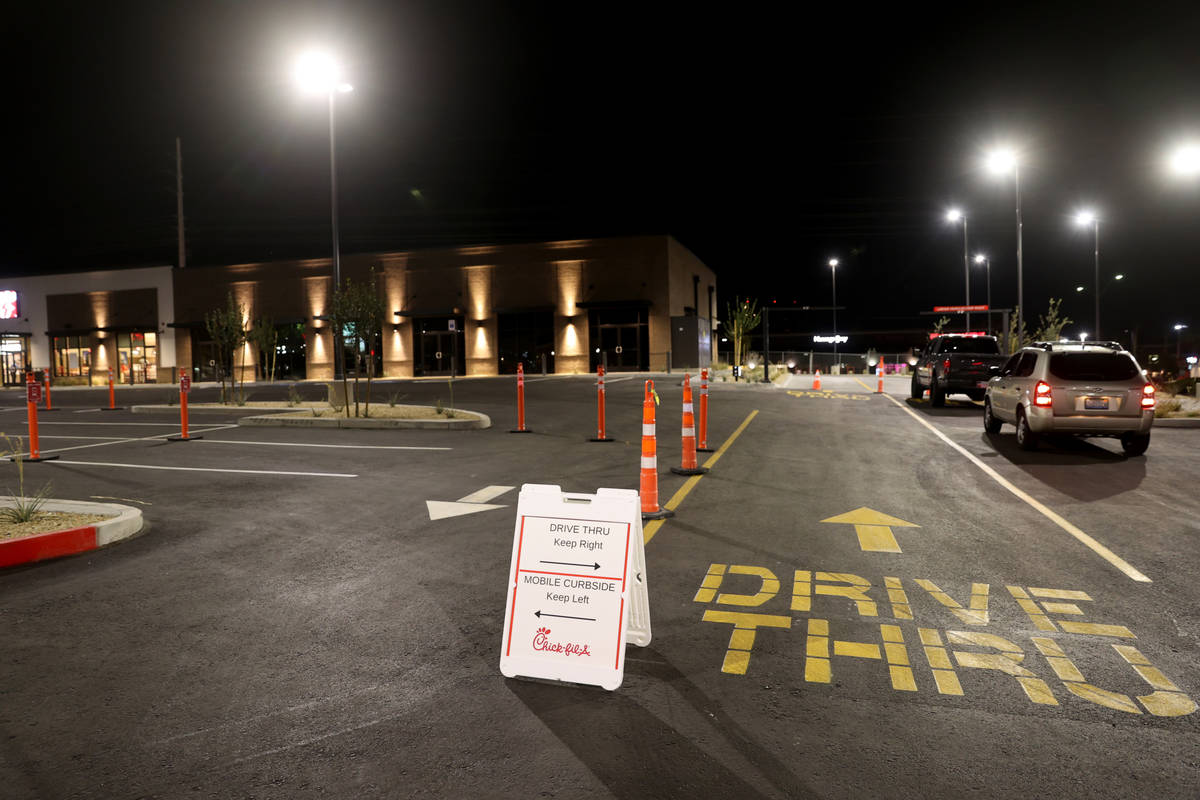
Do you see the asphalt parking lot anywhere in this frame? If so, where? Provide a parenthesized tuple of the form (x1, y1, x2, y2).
(1, 374, 1198, 799)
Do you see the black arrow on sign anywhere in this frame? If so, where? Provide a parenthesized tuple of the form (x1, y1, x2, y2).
(535, 611, 596, 621)
(540, 560, 600, 570)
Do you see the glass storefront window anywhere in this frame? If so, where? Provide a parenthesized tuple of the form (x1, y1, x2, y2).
(52, 336, 92, 378)
(115, 331, 158, 383)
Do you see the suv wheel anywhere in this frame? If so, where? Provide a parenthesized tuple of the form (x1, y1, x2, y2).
(1121, 432, 1150, 457)
(930, 377, 945, 407)
(910, 373, 922, 400)
(984, 400, 1002, 434)
(1016, 407, 1037, 451)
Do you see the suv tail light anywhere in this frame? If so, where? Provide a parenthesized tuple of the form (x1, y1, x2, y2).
(943, 358, 951, 375)
(1034, 380, 1053, 407)
(1141, 384, 1155, 409)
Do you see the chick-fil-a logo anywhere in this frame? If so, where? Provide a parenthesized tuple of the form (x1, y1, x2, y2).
(532, 627, 591, 657)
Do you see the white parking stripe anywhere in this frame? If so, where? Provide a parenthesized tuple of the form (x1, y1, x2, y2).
(883, 393, 1151, 582)
(47, 460, 357, 478)
(192, 439, 451, 451)
(10, 425, 240, 459)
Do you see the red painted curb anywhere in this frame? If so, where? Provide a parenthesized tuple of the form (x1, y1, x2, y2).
(0, 526, 98, 568)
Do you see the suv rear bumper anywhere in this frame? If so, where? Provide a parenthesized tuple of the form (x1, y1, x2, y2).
(1027, 406, 1154, 435)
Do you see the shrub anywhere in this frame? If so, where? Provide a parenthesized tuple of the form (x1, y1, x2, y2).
(1155, 399, 1182, 418)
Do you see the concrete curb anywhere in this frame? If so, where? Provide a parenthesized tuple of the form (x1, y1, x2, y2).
(238, 409, 492, 430)
(1154, 418, 1200, 428)
(0, 498, 144, 568)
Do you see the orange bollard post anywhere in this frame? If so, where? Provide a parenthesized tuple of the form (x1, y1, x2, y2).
(813, 369, 822, 390)
(166, 369, 201, 442)
(697, 368, 712, 452)
(43, 370, 54, 411)
(877, 359, 885, 393)
(20, 373, 57, 462)
(102, 367, 122, 411)
(671, 374, 709, 476)
(510, 362, 531, 433)
(589, 365, 613, 442)
(640, 380, 673, 520)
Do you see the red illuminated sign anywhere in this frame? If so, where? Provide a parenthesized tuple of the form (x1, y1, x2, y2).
(0, 291, 17, 320)
(932, 304, 989, 313)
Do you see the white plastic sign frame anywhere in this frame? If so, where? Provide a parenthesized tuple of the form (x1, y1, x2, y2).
(500, 484, 647, 691)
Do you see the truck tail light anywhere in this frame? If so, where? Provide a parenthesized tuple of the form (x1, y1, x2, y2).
(1141, 384, 1155, 409)
(1034, 380, 1052, 407)
(943, 358, 951, 375)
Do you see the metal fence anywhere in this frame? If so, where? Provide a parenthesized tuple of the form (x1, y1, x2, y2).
(716, 350, 916, 375)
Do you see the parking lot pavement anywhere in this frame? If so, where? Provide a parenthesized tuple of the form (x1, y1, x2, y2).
(1, 375, 1198, 798)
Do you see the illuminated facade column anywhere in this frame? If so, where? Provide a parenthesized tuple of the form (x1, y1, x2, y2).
(231, 282, 259, 383)
(304, 276, 334, 381)
(554, 260, 588, 374)
(381, 262, 413, 378)
(464, 266, 496, 376)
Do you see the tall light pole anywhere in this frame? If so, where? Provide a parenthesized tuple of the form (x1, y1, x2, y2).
(986, 148, 1021, 343)
(973, 254, 991, 335)
(829, 258, 839, 372)
(1175, 323, 1188, 365)
(946, 209, 971, 330)
(294, 50, 354, 378)
(1074, 210, 1101, 339)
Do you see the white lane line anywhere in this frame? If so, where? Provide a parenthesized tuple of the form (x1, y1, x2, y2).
(39, 435, 134, 440)
(10, 425, 241, 459)
(35, 421, 212, 427)
(47, 460, 357, 478)
(456, 485, 514, 503)
(192, 440, 452, 451)
(602, 376, 635, 384)
(74, 408, 103, 413)
(883, 393, 1151, 583)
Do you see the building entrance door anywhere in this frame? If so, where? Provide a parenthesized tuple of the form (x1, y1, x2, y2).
(0, 347, 28, 386)
(597, 325, 642, 370)
(419, 331, 456, 376)
(590, 307, 648, 371)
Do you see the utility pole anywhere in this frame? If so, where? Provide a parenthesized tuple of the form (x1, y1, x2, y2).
(175, 137, 186, 270)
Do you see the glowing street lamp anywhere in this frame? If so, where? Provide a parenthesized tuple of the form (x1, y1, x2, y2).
(973, 253, 991, 335)
(985, 147, 1023, 341)
(1072, 209, 1103, 338)
(829, 258, 840, 371)
(945, 209, 972, 330)
(293, 49, 354, 379)
(1168, 143, 1200, 178)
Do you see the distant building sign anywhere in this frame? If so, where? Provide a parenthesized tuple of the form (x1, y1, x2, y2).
(813, 335, 848, 344)
(0, 291, 17, 320)
(932, 304, 989, 313)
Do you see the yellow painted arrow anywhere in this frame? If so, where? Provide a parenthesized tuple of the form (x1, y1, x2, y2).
(820, 507, 920, 553)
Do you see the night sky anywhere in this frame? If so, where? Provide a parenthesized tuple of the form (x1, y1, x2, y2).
(4, 1, 1200, 351)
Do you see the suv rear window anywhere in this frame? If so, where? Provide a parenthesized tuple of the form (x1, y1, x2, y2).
(937, 337, 1000, 354)
(1048, 353, 1139, 381)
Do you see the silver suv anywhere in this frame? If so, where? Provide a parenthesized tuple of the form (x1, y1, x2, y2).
(983, 342, 1155, 455)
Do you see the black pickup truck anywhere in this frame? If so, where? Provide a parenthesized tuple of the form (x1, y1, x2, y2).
(911, 334, 1007, 406)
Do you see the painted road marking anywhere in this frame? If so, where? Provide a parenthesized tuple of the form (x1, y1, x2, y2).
(457, 485, 515, 503)
(73, 408, 103, 413)
(787, 390, 869, 401)
(8, 425, 240, 460)
(881, 392, 1150, 582)
(643, 410, 759, 544)
(194, 439, 452, 451)
(46, 460, 357, 478)
(691, 563, 1195, 717)
(820, 507, 919, 553)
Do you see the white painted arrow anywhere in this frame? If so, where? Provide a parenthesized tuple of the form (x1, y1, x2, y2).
(426, 485, 515, 520)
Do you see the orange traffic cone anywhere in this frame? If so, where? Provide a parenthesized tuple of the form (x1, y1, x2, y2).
(640, 380, 674, 520)
(876, 360, 884, 393)
(813, 370, 822, 390)
(672, 374, 709, 476)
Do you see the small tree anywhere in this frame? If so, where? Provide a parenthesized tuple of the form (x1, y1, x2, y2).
(330, 271, 386, 417)
(249, 317, 279, 383)
(205, 293, 246, 404)
(1034, 298, 1072, 343)
(931, 315, 951, 335)
(1005, 307, 1029, 353)
(724, 297, 762, 381)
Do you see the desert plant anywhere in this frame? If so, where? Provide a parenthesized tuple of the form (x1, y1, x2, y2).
(205, 292, 247, 405)
(724, 297, 762, 381)
(1155, 398, 1182, 418)
(248, 317, 280, 383)
(330, 269, 386, 418)
(931, 316, 952, 335)
(388, 392, 400, 407)
(287, 384, 302, 406)
(435, 398, 444, 415)
(1034, 298, 1072, 343)
(0, 435, 53, 524)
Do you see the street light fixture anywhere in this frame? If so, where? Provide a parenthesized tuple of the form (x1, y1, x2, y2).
(973, 253, 991, 335)
(1168, 143, 1200, 178)
(829, 258, 840, 372)
(1073, 210, 1102, 338)
(1175, 323, 1189, 365)
(293, 49, 354, 379)
(945, 208, 971, 330)
(985, 147, 1023, 343)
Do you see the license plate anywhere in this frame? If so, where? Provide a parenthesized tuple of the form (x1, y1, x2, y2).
(976, 381, 989, 389)
(1084, 397, 1109, 410)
